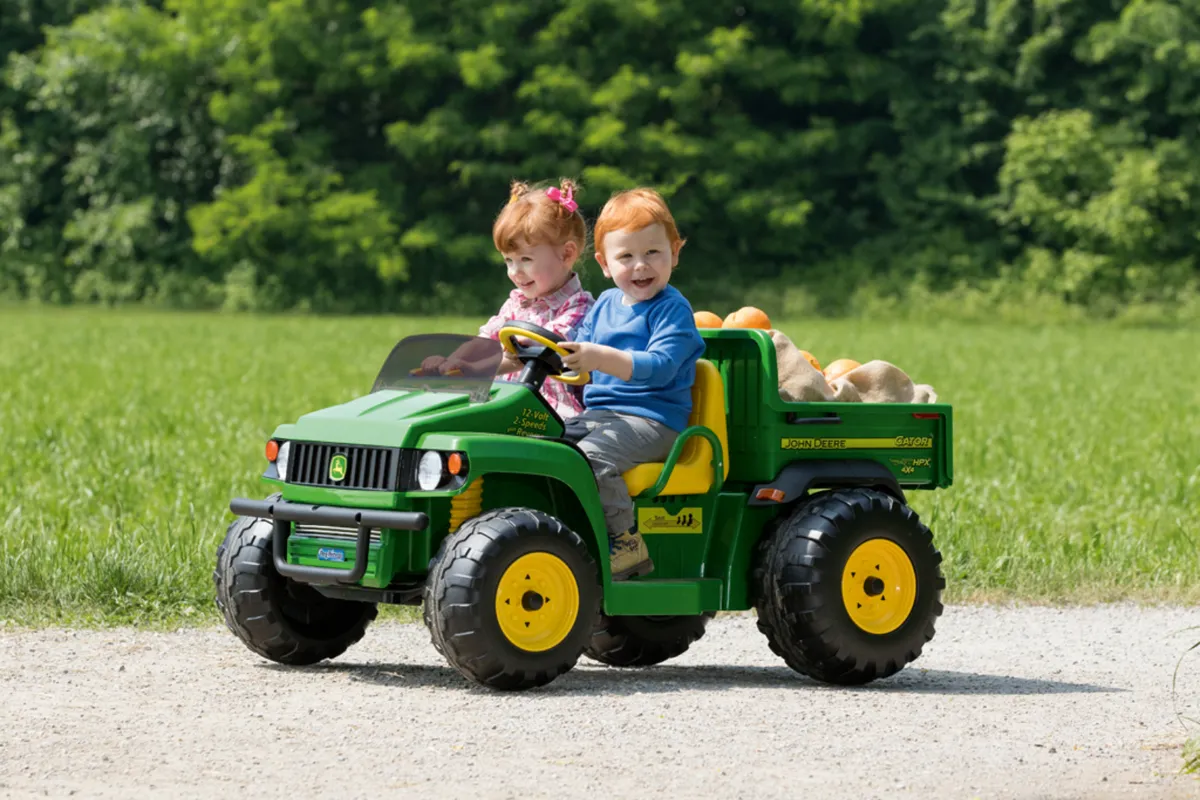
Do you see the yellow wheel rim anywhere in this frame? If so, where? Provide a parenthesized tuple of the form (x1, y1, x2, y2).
(494, 552, 580, 652)
(841, 539, 917, 635)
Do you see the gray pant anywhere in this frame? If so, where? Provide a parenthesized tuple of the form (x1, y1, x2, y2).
(563, 409, 678, 536)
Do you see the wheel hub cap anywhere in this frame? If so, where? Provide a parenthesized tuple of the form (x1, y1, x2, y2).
(495, 552, 580, 652)
(841, 538, 917, 634)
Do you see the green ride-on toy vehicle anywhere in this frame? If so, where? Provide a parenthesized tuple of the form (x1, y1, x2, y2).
(215, 322, 953, 690)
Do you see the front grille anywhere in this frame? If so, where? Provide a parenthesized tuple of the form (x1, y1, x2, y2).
(288, 443, 400, 491)
(293, 523, 382, 544)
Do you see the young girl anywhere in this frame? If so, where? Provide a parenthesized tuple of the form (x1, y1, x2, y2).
(425, 179, 594, 418)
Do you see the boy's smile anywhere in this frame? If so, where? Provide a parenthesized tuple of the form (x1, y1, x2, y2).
(596, 223, 680, 304)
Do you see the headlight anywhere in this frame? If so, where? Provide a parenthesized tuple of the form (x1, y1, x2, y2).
(417, 451, 444, 491)
(276, 441, 291, 482)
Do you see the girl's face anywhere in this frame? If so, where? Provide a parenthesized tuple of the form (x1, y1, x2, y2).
(502, 240, 578, 299)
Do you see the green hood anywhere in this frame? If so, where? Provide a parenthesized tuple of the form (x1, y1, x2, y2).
(270, 383, 554, 448)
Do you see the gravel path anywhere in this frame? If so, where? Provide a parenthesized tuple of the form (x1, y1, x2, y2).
(1, 606, 1198, 799)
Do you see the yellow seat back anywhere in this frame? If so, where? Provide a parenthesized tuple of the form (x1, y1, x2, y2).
(622, 359, 729, 497)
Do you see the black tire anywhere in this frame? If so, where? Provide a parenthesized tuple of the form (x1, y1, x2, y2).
(754, 488, 944, 685)
(423, 507, 600, 690)
(213, 496, 377, 666)
(585, 613, 716, 667)
(421, 588, 448, 659)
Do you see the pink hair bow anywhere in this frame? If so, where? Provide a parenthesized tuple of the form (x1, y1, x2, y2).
(546, 186, 578, 212)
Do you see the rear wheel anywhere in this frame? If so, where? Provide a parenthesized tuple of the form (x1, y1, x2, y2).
(585, 613, 716, 667)
(423, 507, 600, 690)
(755, 488, 944, 685)
(214, 497, 377, 665)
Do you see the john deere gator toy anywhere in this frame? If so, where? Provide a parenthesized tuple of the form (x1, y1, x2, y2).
(215, 322, 952, 690)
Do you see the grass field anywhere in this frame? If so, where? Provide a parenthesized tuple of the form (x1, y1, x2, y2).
(1, 307, 1198, 625)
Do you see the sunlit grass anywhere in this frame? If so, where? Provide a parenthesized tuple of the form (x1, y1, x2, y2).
(1, 308, 1198, 625)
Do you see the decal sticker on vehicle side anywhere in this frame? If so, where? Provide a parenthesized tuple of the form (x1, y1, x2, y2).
(637, 507, 703, 534)
(781, 437, 933, 451)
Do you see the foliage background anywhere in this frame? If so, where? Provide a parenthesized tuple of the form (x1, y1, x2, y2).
(1, 0, 1199, 322)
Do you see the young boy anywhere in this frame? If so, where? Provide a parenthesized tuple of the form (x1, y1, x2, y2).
(560, 188, 704, 580)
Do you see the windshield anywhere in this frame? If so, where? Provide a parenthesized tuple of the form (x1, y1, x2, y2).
(370, 334, 504, 403)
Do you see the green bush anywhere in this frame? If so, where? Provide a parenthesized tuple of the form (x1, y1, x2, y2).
(0, 0, 1198, 319)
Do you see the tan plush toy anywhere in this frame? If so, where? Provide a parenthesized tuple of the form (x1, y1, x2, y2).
(826, 360, 939, 404)
(770, 331, 836, 402)
(770, 332, 939, 404)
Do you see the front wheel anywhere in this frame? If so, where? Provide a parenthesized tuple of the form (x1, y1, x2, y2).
(585, 613, 716, 667)
(214, 499, 377, 666)
(423, 507, 601, 690)
(755, 488, 944, 685)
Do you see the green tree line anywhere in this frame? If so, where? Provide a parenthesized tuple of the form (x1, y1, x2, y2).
(1, 0, 1198, 320)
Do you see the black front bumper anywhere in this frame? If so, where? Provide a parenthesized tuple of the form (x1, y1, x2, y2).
(229, 498, 429, 585)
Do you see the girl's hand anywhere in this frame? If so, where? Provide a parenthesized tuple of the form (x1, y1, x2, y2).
(498, 352, 522, 374)
(439, 356, 467, 375)
(421, 355, 447, 374)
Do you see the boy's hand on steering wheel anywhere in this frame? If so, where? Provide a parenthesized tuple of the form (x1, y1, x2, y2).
(561, 341, 633, 381)
(560, 342, 603, 373)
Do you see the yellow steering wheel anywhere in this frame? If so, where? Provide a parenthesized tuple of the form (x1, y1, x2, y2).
(497, 324, 590, 386)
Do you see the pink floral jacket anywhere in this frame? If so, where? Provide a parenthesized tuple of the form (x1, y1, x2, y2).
(479, 273, 594, 418)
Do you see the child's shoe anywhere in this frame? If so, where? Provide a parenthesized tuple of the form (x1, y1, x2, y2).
(609, 529, 654, 580)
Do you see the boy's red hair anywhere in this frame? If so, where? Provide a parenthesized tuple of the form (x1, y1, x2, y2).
(593, 188, 685, 264)
(492, 178, 587, 254)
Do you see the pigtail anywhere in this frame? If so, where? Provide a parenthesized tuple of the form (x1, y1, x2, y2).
(553, 178, 588, 260)
(556, 178, 580, 213)
(508, 180, 533, 205)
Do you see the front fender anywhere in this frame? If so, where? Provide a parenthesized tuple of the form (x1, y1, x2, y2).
(416, 432, 610, 579)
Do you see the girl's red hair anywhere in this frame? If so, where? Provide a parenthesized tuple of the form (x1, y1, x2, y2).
(492, 178, 587, 254)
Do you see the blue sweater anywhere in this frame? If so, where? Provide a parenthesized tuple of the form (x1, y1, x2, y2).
(574, 285, 705, 432)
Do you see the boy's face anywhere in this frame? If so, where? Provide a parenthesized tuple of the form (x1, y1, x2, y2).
(502, 240, 578, 300)
(596, 223, 679, 304)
